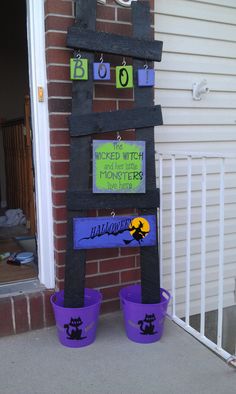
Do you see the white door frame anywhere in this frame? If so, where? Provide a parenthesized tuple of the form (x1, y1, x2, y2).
(26, 0, 55, 288)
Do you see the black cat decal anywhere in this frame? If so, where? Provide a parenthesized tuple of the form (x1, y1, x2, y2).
(64, 317, 86, 340)
(138, 313, 157, 335)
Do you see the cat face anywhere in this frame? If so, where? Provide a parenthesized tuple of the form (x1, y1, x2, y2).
(68, 317, 83, 327)
(143, 313, 156, 323)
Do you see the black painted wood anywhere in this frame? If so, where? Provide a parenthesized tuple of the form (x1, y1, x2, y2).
(69, 105, 163, 136)
(67, 26, 163, 62)
(133, 1, 161, 304)
(67, 189, 160, 210)
(64, 0, 96, 308)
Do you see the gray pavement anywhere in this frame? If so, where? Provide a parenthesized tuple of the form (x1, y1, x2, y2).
(0, 312, 235, 394)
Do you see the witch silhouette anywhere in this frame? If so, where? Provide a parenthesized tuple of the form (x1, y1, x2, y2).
(124, 217, 150, 245)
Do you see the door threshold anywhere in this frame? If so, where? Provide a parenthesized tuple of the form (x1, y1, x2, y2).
(0, 279, 45, 297)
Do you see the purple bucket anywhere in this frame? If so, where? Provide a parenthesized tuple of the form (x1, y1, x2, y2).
(119, 285, 171, 344)
(50, 289, 102, 348)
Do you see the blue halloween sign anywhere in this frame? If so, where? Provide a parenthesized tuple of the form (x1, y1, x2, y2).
(93, 62, 111, 80)
(73, 215, 157, 250)
(138, 68, 155, 87)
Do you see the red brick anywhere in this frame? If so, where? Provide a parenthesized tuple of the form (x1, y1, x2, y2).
(101, 299, 120, 314)
(57, 280, 65, 291)
(96, 21, 132, 36)
(117, 8, 131, 23)
(13, 295, 29, 334)
(54, 250, 66, 265)
(136, 254, 140, 267)
(47, 65, 69, 81)
(54, 236, 67, 251)
(29, 293, 44, 330)
(51, 146, 70, 160)
(121, 268, 140, 283)
(48, 81, 72, 98)
(87, 248, 119, 261)
(49, 114, 69, 129)
(87, 209, 98, 217)
(43, 290, 55, 327)
(54, 222, 67, 236)
(100, 285, 123, 300)
(51, 176, 69, 191)
(51, 161, 69, 176)
(97, 5, 116, 20)
(120, 247, 140, 256)
(53, 207, 67, 221)
(100, 256, 135, 273)
(86, 272, 119, 288)
(0, 298, 14, 337)
(56, 264, 65, 280)
(92, 99, 117, 113)
(46, 31, 67, 48)
(95, 84, 133, 99)
(52, 191, 66, 206)
(50, 131, 70, 145)
(45, 0, 73, 16)
(46, 49, 71, 66)
(49, 98, 71, 113)
(86, 262, 98, 276)
(118, 100, 134, 110)
(45, 15, 74, 31)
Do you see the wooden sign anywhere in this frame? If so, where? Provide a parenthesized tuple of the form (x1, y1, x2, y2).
(73, 215, 157, 250)
(93, 62, 111, 80)
(93, 140, 146, 193)
(116, 66, 133, 88)
(138, 68, 155, 87)
(70, 58, 88, 80)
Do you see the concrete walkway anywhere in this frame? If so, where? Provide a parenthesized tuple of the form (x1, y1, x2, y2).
(0, 312, 235, 394)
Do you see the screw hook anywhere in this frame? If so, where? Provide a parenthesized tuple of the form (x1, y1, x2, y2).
(117, 132, 122, 142)
(111, 211, 116, 218)
(74, 50, 81, 59)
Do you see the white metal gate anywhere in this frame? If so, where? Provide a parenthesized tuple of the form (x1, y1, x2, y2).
(158, 152, 236, 366)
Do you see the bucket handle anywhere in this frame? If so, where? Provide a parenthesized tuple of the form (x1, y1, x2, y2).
(161, 288, 172, 303)
(50, 293, 57, 305)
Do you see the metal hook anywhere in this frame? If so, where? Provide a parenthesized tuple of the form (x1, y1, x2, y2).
(100, 53, 104, 63)
(111, 211, 116, 218)
(122, 57, 127, 66)
(117, 132, 122, 142)
(74, 50, 81, 59)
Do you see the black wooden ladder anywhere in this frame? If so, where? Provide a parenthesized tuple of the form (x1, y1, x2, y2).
(64, 0, 163, 308)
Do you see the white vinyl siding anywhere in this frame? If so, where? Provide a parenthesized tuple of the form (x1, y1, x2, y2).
(154, 0, 236, 316)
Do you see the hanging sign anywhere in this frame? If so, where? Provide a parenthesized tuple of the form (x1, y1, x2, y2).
(93, 140, 146, 193)
(70, 58, 88, 80)
(73, 215, 157, 250)
(116, 65, 133, 88)
(93, 62, 111, 81)
(138, 68, 155, 87)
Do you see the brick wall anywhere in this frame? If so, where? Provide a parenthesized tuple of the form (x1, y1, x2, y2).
(0, 290, 55, 337)
(46, 0, 154, 314)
